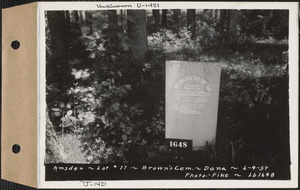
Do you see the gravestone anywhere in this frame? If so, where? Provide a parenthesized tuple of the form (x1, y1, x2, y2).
(166, 61, 221, 150)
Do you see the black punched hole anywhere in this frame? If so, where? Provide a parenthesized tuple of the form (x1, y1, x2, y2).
(12, 144, 21, 154)
(11, 40, 20, 49)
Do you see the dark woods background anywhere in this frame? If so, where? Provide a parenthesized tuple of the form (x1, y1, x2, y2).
(45, 9, 290, 166)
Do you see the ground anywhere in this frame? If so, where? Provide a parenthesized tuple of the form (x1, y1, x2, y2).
(57, 133, 87, 163)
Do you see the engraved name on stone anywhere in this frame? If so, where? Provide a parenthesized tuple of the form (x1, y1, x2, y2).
(173, 75, 212, 115)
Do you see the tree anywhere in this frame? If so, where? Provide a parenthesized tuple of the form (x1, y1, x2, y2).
(127, 10, 148, 61)
(187, 9, 196, 39)
(79, 10, 86, 25)
(65, 11, 71, 37)
(120, 10, 127, 31)
(108, 10, 118, 30)
(161, 10, 168, 29)
(72, 11, 81, 32)
(85, 11, 94, 35)
(172, 9, 181, 33)
(218, 10, 228, 39)
(47, 11, 70, 61)
(214, 10, 221, 23)
(73, 10, 79, 23)
(227, 10, 238, 44)
(46, 111, 66, 163)
(152, 10, 160, 32)
(47, 11, 72, 97)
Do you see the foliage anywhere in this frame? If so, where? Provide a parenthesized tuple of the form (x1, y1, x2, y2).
(148, 29, 199, 52)
(148, 12, 220, 53)
(239, 10, 288, 41)
(196, 10, 221, 47)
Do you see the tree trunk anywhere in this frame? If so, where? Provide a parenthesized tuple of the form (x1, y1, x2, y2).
(74, 10, 79, 23)
(72, 11, 82, 36)
(219, 10, 228, 41)
(227, 10, 238, 44)
(65, 11, 71, 44)
(187, 9, 196, 39)
(85, 11, 93, 35)
(120, 10, 124, 29)
(127, 10, 148, 62)
(214, 10, 221, 33)
(219, 10, 224, 32)
(120, 10, 127, 32)
(47, 11, 71, 92)
(73, 11, 80, 27)
(120, 10, 124, 23)
(65, 11, 71, 29)
(152, 10, 160, 32)
(80, 10, 86, 25)
(173, 9, 181, 33)
(46, 111, 66, 163)
(47, 11, 70, 61)
(214, 10, 221, 23)
(161, 10, 167, 29)
(108, 10, 118, 31)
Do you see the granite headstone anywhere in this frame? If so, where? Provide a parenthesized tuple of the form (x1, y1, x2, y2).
(166, 61, 221, 149)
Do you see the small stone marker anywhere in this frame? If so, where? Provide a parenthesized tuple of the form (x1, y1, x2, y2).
(166, 61, 221, 150)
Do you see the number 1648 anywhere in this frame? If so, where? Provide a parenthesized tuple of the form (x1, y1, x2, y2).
(169, 141, 188, 148)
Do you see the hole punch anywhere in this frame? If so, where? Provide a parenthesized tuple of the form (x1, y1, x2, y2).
(11, 40, 20, 49)
(12, 144, 21, 154)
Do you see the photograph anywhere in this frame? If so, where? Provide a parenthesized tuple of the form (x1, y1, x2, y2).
(42, 5, 293, 183)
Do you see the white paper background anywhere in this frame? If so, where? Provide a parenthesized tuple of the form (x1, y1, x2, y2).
(38, 2, 299, 188)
